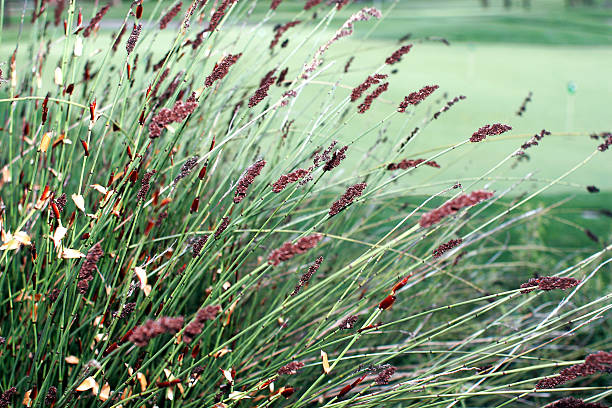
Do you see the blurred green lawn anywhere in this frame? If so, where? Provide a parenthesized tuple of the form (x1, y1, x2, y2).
(1, 0, 611, 193)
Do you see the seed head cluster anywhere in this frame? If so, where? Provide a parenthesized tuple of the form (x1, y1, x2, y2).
(272, 168, 310, 193)
(129, 316, 185, 347)
(520, 276, 580, 294)
(270, 21, 301, 49)
(205, 0, 237, 32)
(329, 182, 367, 216)
(536, 351, 612, 389)
(351, 74, 387, 102)
(174, 156, 200, 185)
(278, 361, 305, 375)
(268, 234, 323, 266)
(191, 235, 209, 258)
(544, 398, 607, 408)
(358, 82, 389, 113)
(82, 3, 111, 37)
(290, 256, 323, 296)
(419, 190, 494, 228)
(339, 315, 358, 330)
(433, 95, 466, 119)
(0, 387, 17, 408)
(234, 159, 266, 203)
(323, 145, 348, 171)
(214, 216, 230, 239)
(470, 123, 512, 143)
(205, 53, 242, 87)
(385, 44, 412, 65)
(375, 366, 396, 385)
(183, 305, 221, 343)
(126, 24, 142, 55)
(597, 134, 612, 152)
(160, 2, 182, 29)
(77, 243, 103, 294)
(387, 159, 440, 170)
(249, 73, 276, 108)
(137, 170, 156, 201)
(149, 93, 198, 139)
(398, 85, 439, 111)
(432, 238, 463, 258)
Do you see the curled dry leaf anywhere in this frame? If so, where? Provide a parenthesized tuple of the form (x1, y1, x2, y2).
(76, 376, 99, 394)
(61, 248, 85, 259)
(99, 382, 111, 401)
(72, 194, 85, 212)
(321, 350, 331, 374)
(90, 184, 108, 195)
(0, 231, 31, 251)
(23, 389, 33, 407)
(136, 372, 147, 392)
(52, 224, 68, 248)
(134, 267, 152, 296)
(39, 132, 52, 153)
(65, 355, 80, 364)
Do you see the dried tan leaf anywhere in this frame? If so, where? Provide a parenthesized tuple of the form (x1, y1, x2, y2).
(54, 67, 63, 85)
(136, 372, 147, 392)
(65, 355, 80, 364)
(98, 382, 111, 401)
(72, 194, 85, 212)
(61, 248, 85, 259)
(52, 225, 67, 248)
(90, 184, 108, 195)
(39, 132, 52, 153)
(76, 376, 98, 394)
(212, 347, 232, 358)
(23, 389, 33, 407)
(321, 350, 331, 374)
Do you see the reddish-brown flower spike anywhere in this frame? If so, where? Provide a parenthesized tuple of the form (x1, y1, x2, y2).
(419, 190, 494, 228)
(339, 315, 358, 330)
(205, 53, 242, 87)
(268, 234, 323, 266)
(375, 366, 396, 385)
(378, 294, 396, 310)
(160, 2, 182, 29)
(536, 351, 612, 389)
(82, 3, 111, 37)
(358, 82, 388, 113)
(77, 243, 104, 294)
(272, 168, 310, 193)
(44, 386, 57, 405)
(270, 0, 283, 10)
(470, 123, 512, 143)
(190, 197, 199, 213)
(183, 305, 221, 343)
(214, 216, 230, 239)
(385, 44, 412, 65)
(129, 316, 185, 347)
(432, 238, 463, 258)
(544, 397, 607, 408)
(278, 361, 305, 376)
(398, 85, 439, 111)
(112, 25, 127, 52)
(290, 256, 323, 296)
(234, 160, 266, 203)
(41, 93, 49, 124)
(351, 74, 387, 102)
(136, 3, 143, 18)
(520, 276, 580, 294)
(304, 0, 323, 10)
(126, 24, 142, 55)
(270, 21, 301, 49)
(387, 159, 440, 170)
(249, 73, 277, 108)
(323, 145, 348, 172)
(205, 0, 237, 32)
(329, 183, 367, 216)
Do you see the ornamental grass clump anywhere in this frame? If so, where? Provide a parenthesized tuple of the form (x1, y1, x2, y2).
(0, 1, 610, 407)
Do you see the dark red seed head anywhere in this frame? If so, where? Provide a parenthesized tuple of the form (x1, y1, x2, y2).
(378, 294, 396, 310)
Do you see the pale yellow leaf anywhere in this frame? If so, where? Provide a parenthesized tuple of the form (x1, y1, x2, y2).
(134, 267, 147, 290)
(65, 355, 80, 364)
